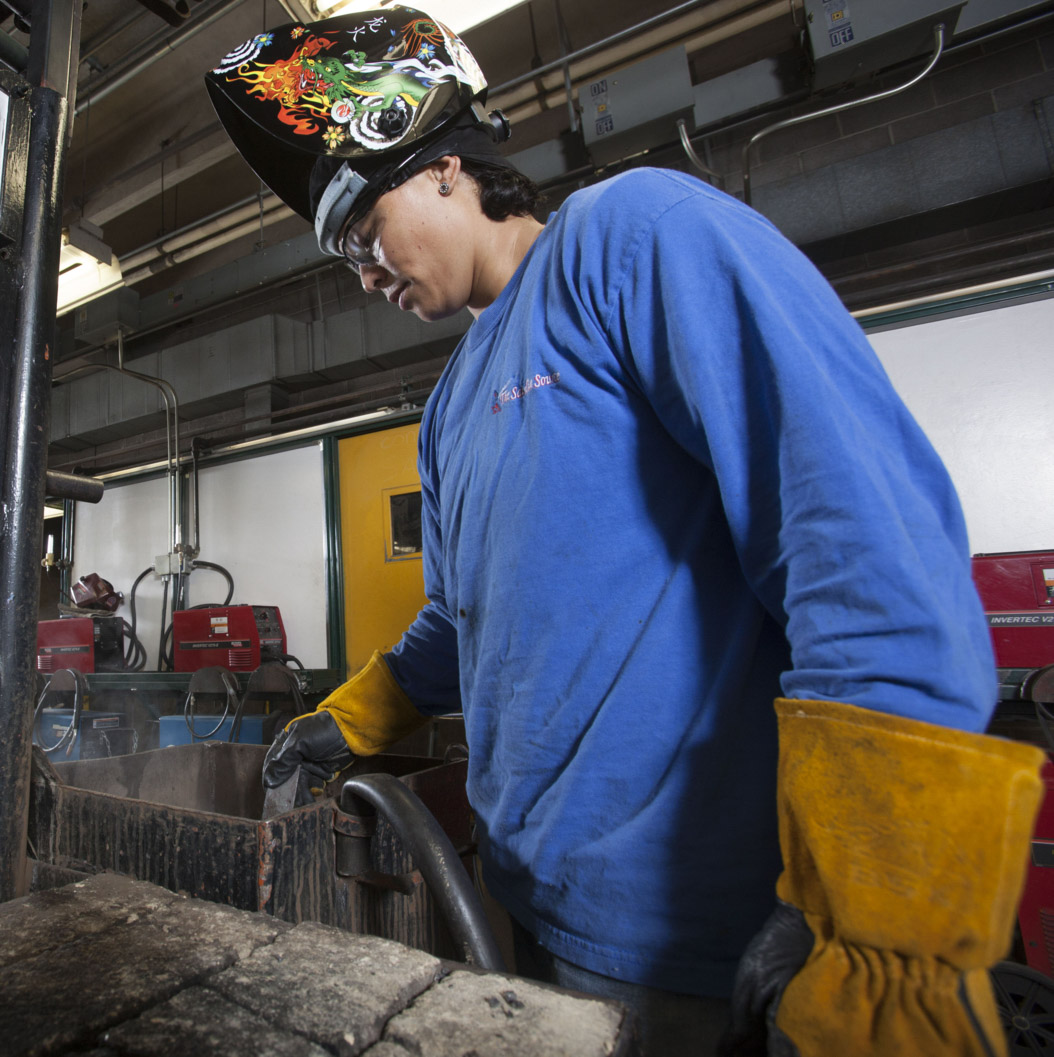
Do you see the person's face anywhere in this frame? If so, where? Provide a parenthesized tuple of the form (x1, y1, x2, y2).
(343, 166, 474, 322)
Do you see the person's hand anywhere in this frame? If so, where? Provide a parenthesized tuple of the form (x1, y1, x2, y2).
(719, 697, 1043, 1057)
(262, 710, 353, 789)
(719, 900, 814, 1056)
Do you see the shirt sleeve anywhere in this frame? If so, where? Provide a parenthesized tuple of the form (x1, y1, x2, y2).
(606, 182, 996, 732)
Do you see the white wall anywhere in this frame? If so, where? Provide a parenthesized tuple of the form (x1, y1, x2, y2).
(73, 443, 328, 669)
(867, 296, 1054, 555)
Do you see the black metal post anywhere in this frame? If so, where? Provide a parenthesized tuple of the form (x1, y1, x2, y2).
(0, 0, 77, 903)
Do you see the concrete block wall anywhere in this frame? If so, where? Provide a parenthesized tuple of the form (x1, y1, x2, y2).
(703, 23, 1054, 199)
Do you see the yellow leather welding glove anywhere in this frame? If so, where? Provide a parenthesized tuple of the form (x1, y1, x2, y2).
(722, 697, 1044, 1057)
(262, 651, 426, 789)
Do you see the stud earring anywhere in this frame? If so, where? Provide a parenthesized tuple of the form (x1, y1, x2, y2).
(439, 182, 451, 196)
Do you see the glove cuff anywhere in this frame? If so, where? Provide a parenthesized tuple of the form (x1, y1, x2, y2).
(774, 697, 1043, 968)
(319, 650, 427, 756)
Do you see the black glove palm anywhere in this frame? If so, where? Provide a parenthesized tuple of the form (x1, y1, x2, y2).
(262, 711, 354, 789)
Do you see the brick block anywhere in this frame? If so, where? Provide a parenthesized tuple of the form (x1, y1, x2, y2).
(906, 119, 1006, 210)
(372, 971, 626, 1057)
(102, 987, 330, 1057)
(993, 106, 1052, 184)
(801, 127, 892, 174)
(890, 94, 995, 145)
(207, 922, 441, 1056)
(837, 80, 935, 138)
(0, 874, 179, 970)
(932, 39, 1043, 105)
(993, 71, 1054, 111)
(1, 880, 286, 1056)
(752, 166, 846, 245)
(834, 143, 921, 230)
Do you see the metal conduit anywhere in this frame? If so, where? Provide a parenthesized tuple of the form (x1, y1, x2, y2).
(54, 349, 181, 553)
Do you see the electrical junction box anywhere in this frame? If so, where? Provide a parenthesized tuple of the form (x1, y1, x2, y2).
(73, 286, 140, 347)
(172, 605, 287, 672)
(972, 551, 1054, 669)
(804, 0, 965, 90)
(580, 45, 694, 168)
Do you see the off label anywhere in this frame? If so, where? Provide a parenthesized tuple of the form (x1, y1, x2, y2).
(823, 0, 853, 47)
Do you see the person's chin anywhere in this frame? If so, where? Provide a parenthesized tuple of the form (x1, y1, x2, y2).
(411, 300, 461, 324)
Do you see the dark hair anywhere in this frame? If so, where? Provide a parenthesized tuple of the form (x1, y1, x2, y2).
(460, 158, 542, 221)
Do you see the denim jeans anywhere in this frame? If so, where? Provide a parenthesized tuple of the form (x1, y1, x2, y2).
(510, 919, 732, 1057)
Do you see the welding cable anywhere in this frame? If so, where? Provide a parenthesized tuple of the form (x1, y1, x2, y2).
(33, 668, 88, 756)
(281, 653, 304, 669)
(127, 566, 153, 664)
(190, 560, 235, 606)
(183, 666, 241, 740)
(120, 618, 147, 672)
(234, 662, 306, 743)
(340, 773, 506, 972)
(157, 576, 170, 671)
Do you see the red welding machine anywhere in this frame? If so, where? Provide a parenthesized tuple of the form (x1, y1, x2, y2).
(37, 616, 124, 673)
(172, 605, 286, 672)
(972, 551, 1054, 669)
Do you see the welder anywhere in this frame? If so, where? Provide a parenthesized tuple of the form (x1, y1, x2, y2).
(206, 10, 1043, 1055)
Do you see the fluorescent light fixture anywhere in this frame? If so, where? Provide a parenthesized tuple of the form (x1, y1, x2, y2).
(56, 222, 124, 316)
(311, 0, 527, 33)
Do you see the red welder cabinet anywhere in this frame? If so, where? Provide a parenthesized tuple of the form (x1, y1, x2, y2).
(972, 551, 1054, 669)
(172, 605, 287, 672)
(37, 617, 95, 673)
(1020, 759, 1054, 976)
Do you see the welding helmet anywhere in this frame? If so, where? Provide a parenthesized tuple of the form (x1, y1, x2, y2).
(205, 6, 511, 257)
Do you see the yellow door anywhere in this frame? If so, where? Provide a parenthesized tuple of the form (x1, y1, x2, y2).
(338, 424, 427, 673)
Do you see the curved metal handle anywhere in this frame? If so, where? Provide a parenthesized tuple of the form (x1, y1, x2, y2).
(340, 772, 506, 972)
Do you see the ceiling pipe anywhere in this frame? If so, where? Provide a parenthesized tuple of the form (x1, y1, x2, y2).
(0, 25, 27, 70)
(496, 0, 796, 126)
(491, 0, 791, 112)
(74, 0, 245, 116)
(119, 192, 282, 271)
(121, 202, 295, 285)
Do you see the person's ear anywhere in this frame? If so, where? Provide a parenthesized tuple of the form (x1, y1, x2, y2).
(430, 154, 463, 197)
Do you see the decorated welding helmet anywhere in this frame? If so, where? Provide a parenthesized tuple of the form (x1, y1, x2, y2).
(205, 7, 503, 248)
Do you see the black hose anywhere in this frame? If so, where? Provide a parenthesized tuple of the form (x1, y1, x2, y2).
(127, 566, 152, 670)
(184, 667, 241, 740)
(340, 773, 505, 972)
(191, 560, 234, 606)
(157, 577, 169, 671)
(120, 617, 146, 672)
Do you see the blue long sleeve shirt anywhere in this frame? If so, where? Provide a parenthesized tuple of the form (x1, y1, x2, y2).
(386, 168, 996, 996)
